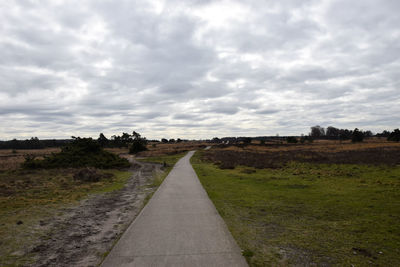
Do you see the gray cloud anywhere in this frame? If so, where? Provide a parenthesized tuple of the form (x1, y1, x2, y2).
(0, 0, 399, 139)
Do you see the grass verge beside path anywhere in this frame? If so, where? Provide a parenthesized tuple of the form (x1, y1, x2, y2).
(191, 151, 400, 266)
(138, 152, 186, 167)
(138, 152, 187, 202)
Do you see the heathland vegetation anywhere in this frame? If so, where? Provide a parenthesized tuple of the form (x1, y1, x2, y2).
(192, 138, 400, 266)
(0, 131, 148, 266)
(1, 126, 399, 151)
(22, 137, 130, 169)
(1, 127, 399, 266)
(0, 130, 207, 266)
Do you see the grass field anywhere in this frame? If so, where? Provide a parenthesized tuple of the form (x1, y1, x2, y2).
(192, 149, 400, 266)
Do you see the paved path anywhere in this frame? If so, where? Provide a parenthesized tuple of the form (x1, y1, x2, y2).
(101, 151, 248, 267)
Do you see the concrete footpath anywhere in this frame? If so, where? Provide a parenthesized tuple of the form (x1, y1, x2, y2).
(101, 151, 248, 267)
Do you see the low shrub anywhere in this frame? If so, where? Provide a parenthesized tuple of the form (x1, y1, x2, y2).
(23, 138, 130, 169)
(286, 137, 298, 143)
(203, 146, 400, 169)
(219, 161, 236, 169)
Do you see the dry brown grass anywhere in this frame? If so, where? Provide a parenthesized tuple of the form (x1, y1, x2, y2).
(137, 142, 210, 157)
(104, 147, 129, 155)
(206, 138, 400, 169)
(3, 139, 394, 171)
(0, 142, 210, 170)
(220, 138, 400, 153)
(0, 148, 61, 171)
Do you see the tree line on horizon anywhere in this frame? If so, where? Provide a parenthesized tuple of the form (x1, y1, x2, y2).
(91, 131, 148, 154)
(1, 127, 399, 150)
(213, 127, 400, 144)
(0, 131, 148, 153)
(309, 126, 400, 142)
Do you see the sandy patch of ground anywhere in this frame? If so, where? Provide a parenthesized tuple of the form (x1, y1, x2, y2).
(26, 158, 162, 267)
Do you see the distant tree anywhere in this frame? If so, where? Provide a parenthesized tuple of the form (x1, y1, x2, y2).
(131, 131, 140, 139)
(114, 135, 123, 147)
(326, 126, 340, 139)
(352, 128, 364, 142)
(339, 129, 352, 140)
(121, 132, 132, 144)
(310, 125, 325, 138)
(27, 137, 44, 149)
(212, 137, 220, 143)
(376, 130, 391, 138)
(388, 129, 400, 142)
(129, 131, 148, 154)
(97, 133, 109, 147)
(364, 130, 373, 138)
(169, 138, 175, 143)
(176, 138, 182, 143)
(161, 138, 168, 143)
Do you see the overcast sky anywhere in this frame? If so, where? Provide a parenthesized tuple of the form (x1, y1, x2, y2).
(1, 0, 399, 140)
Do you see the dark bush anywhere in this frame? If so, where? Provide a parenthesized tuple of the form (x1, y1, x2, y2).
(23, 137, 130, 169)
(388, 129, 400, 142)
(286, 137, 298, 143)
(219, 160, 236, 169)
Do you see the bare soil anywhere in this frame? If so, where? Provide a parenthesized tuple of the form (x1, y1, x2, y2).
(26, 158, 162, 267)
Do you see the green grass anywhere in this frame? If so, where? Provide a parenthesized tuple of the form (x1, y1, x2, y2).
(138, 153, 186, 204)
(191, 151, 400, 266)
(139, 152, 187, 187)
(138, 153, 186, 169)
(0, 168, 131, 266)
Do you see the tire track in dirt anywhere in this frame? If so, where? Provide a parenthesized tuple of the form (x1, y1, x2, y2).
(27, 157, 162, 267)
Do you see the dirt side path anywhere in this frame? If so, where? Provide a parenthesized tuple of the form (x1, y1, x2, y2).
(27, 158, 162, 267)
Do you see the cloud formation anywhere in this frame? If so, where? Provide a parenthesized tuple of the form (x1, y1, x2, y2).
(1, 0, 399, 139)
